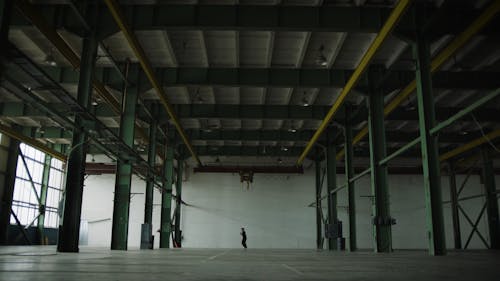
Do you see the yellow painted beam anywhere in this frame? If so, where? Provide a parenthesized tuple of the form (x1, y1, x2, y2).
(336, 0, 500, 161)
(104, 0, 202, 166)
(439, 130, 500, 162)
(0, 124, 66, 162)
(297, 0, 412, 165)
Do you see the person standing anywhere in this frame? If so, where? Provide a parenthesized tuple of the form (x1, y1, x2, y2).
(240, 227, 247, 249)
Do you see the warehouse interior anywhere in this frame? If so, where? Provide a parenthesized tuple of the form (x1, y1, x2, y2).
(0, 0, 499, 280)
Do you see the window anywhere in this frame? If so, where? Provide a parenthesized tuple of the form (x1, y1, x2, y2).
(10, 143, 64, 229)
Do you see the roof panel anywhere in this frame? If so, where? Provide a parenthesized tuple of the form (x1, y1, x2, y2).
(265, 88, 292, 105)
(332, 33, 376, 69)
(205, 31, 237, 67)
(240, 87, 265, 105)
(240, 31, 272, 68)
(136, 31, 177, 67)
(271, 32, 309, 68)
(169, 31, 208, 67)
(214, 87, 239, 104)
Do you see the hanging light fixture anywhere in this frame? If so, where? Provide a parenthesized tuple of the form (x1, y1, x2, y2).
(44, 48, 57, 66)
(302, 91, 310, 107)
(316, 45, 328, 67)
(194, 87, 204, 104)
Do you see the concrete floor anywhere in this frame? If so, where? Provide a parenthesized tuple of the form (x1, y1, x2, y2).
(0, 247, 499, 280)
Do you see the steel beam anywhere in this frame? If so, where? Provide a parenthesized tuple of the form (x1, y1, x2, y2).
(344, 105, 357, 252)
(111, 66, 139, 251)
(448, 162, 462, 250)
(367, 68, 392, 253)
(104, 0, 201, 166)
(335, 1, 500, 160)
(37, 154, 51, 243)
(4, 101, 500, 125)
(13, 123, 495, 147)
(57, 29, 98, 253)
(481, 146, 500, 249)
(315, 155, 322, 250)
(0, 137, 19, 244)
(160, 144, 174, 248)
(193, 165, 303, 174)
(193, 146, 304, 157)
(174, 157, 184, 247)
(46, 66, 500, 90)
(413, 29, 446, 256)
(11, 5, 390, 34)
(326, 130, 337, 251)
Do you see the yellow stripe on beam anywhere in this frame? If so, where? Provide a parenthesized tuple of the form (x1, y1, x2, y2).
(439, 130, 500, 162)
(0, 124, 66, 162)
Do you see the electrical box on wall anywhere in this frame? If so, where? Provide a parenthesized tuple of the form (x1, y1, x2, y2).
(325, 221, 343, 239)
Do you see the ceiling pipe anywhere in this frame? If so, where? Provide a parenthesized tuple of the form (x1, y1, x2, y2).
(14, 0, 150, 148)
(335, 0, 500, 161)
(296, 0, 413, 165)
(103, 0, 202, 166)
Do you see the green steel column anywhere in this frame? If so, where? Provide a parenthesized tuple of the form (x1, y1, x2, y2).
(344, 104, 356, 251)
(481, 146, 500, 249)
(57, 28, 97, 253)
(160, 144, 174, 248)
(326, 130, 337, 250)
(413, 32, 446, 256)
(448, 161, 461, 249)
(367, 68, 392, 253)
(315, 154, 322, 250)
(144, 119, 157, 227)
(111, 68, 139, 251)
(0, 137, 19, 244)
(174, 157, 183, 247)
(37, 154, 52, 243)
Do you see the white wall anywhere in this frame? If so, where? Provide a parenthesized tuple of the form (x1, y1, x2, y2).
(81, 174, 167, 249)
(81, 166, 499, 250)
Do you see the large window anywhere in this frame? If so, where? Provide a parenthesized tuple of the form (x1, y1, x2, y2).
(10, 143, 64, 229)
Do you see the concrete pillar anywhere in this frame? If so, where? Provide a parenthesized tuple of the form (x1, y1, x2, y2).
(413, 32, 446, 256)
(326, 130, 337, 250)
(57, 28, 98, 253)
(111, 67, 139, 250)
(0, 136, 20, 244)
(344, 104, 357, 251)
(481, 147, 500, 249)
(367, 68, 392, 253)
(160, 144, 174, 248)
